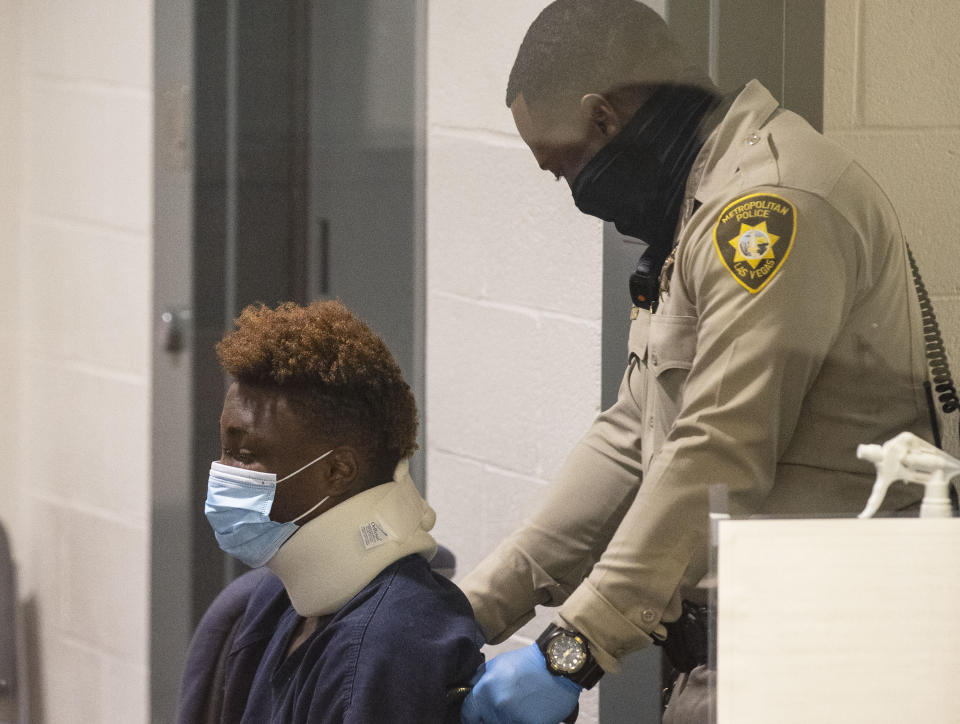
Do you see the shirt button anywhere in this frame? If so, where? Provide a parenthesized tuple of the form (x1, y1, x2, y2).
(641, 609, 657, 624)
(651, 353, 659, 365)
(746, 132, 761, 145)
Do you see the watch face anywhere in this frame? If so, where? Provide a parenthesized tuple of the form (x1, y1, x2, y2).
(546, 633, 587, 674)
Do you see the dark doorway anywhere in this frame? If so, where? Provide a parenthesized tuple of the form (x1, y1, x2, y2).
(152, 2, 424, 719)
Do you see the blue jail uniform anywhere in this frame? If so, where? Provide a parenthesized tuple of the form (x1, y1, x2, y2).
(209, 554, 483, 723)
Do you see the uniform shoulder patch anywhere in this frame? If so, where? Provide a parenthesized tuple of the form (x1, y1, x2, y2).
(712, 192, 797, 293)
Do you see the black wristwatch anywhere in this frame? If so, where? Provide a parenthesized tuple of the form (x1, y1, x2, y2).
(536, 623, 604, 689)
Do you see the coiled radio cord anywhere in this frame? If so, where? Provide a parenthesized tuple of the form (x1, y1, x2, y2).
(907, 244, 960, 447)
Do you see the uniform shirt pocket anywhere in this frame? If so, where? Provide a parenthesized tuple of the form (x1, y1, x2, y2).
(647, 314, 698, 377)
(646, 314, 699, 454)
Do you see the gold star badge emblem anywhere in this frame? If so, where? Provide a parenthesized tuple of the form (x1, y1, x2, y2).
(713, 193, 797, 293)
(729, 222, 779, 268)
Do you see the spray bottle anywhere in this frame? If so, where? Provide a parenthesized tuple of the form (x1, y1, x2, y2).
(857, 431, 960, 519)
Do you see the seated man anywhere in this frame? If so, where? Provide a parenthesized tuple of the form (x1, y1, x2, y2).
(178, 300, 483, 723)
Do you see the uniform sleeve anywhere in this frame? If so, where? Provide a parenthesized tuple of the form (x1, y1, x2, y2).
(458, 352, 650, 649)
(558, 189, 863, 668)
(463, 187, 865, 672)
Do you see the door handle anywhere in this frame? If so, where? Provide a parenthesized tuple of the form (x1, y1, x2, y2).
(159, 307, 192, 353)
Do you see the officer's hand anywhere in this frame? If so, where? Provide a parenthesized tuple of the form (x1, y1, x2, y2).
(460, 643, 581, 724)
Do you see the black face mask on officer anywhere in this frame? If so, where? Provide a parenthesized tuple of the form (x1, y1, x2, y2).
(570, 84, 719, 262)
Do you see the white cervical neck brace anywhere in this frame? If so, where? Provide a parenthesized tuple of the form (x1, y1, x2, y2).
(267, 459, 438, 617)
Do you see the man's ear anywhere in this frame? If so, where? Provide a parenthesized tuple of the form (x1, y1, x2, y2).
(580, 93, 622, 139)
(325, 446, 360, 496)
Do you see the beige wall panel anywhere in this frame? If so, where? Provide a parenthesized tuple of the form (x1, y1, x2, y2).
(23, 0, 151, 87)
(428, 134, 602, 314)
(428, 451, 545, 581)
(21, 220, 150, 376)
(428, 1, 549, 135)
(823, 0, 859, 130)
(859, 0, 960, 127)
(3, 0, 154, 720)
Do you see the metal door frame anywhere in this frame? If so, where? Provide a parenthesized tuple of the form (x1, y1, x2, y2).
(150, 2, 427, 721)
(152, 0, 195, 719)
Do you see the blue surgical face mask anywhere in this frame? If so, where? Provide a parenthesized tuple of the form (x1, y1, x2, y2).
(204, 450, 333, 568)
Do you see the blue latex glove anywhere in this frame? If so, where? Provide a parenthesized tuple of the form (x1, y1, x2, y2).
(460, 643, 581, 724)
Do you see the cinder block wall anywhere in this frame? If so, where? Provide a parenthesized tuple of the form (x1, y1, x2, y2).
(0, 2, 153, 722)
(425, 1, 604, 720)
(425, 2, 604, 579)
(824, 0, 960, 379)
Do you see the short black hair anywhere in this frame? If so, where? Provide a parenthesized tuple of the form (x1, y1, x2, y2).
(506, 0, 689, 110)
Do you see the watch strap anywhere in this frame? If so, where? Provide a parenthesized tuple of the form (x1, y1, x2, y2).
(536, 623, 604, 689)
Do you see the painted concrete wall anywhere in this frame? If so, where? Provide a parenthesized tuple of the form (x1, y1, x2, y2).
(824, 0, 960, 376)
(425, 1, 605, 720)
(0, 1, 153, 721)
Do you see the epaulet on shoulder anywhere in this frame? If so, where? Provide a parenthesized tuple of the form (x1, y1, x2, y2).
(765, 111, 853, 198)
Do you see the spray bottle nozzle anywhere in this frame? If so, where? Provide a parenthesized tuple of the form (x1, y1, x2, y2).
(858, 432, 960, 519)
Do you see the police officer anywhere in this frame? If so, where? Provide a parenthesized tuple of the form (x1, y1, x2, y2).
(459, 1, 933, 722)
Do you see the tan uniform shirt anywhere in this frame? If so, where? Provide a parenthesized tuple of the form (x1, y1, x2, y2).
(460, 81, 932, 672)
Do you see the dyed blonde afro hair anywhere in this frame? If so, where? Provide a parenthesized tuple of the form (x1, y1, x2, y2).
(216, 300, 418, 466)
